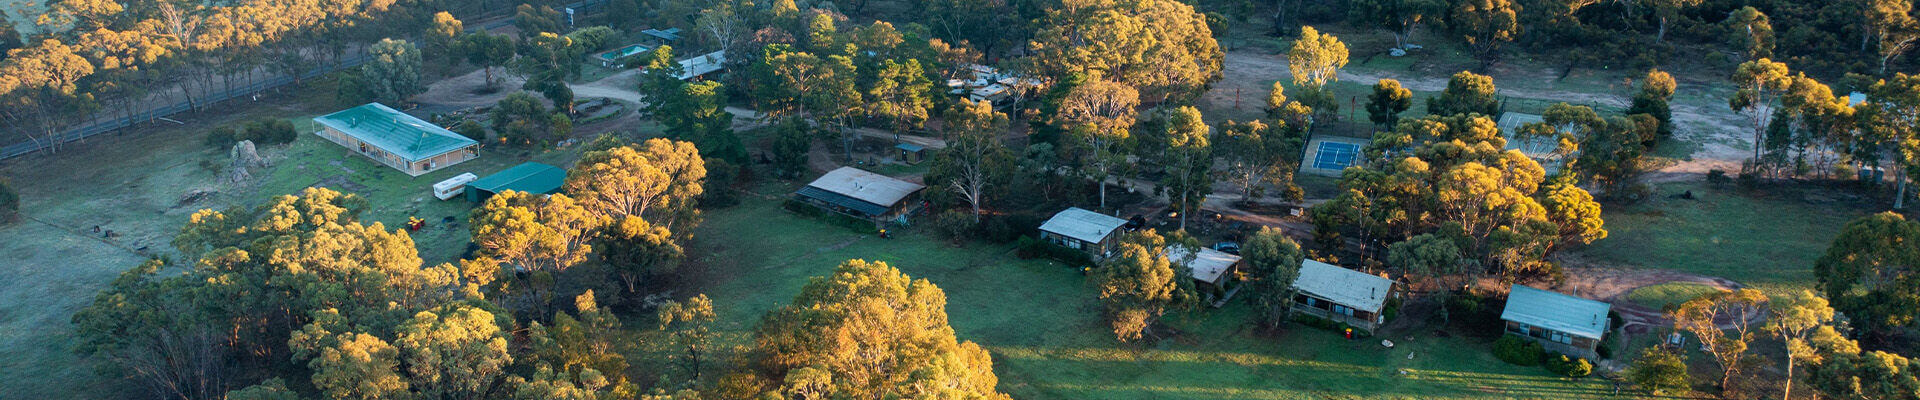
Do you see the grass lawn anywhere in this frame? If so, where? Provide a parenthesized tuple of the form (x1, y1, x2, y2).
(680, 181, 1621, 399)
(1578, 181, 1880, 296)
(1627, 282, 1720, 311)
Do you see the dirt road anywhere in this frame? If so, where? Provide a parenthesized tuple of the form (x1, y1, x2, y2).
(1207, 51, 1755, 177)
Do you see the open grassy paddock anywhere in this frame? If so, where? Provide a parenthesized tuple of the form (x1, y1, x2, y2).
(1577, 181, 1881, 296)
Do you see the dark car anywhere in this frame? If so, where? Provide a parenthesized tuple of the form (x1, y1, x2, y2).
(1211, 242, 1240, 255)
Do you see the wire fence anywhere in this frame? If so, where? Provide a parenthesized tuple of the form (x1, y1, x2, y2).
(0, 0, 609, 161)
(0, 53, 370, 160)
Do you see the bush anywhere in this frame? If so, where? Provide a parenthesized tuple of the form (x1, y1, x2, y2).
(205, 126, 240, 148)
(1567, 357, 1593, 377)
(982, 213, 1044, 244)
(564, 26, 619, 51)
(929, 210, 978, 242)
(699, 157, 741, 208)
(243, 119, 298, 145)
(1493, 335, 1544, 366)
(1706, 169, 1730, 187)
(453, 120, 487, 143)
(1595, 343, 1613, 360)
(0, 180, 17, 224)
(1543, 353, 1593, 377)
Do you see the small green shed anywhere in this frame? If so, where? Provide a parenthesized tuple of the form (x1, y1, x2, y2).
(465, 162, 568, 203)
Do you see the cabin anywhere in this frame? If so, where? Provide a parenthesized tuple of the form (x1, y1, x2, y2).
(640, 28, 682, 43)
(1037, 207, 1129, 258)
(465, 162, 568, 203)
(1290, 260, 1395, 332)
(794, 167, 926, 223)
(1166, 245, 1242, 303)
(312, 103, 479, 176)
(895, 143, 926, 164)
(1501, 284, 1612, 358)
(595, 43, 653, 68)
(676, 50, 727, 81)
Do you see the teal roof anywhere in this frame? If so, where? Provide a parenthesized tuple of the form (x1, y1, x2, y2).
(1502, 285, 1612, 339)
(314, 103, 477, 162)
(468, 162, 568, 195)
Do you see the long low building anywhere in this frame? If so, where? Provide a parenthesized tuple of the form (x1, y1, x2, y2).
(1290, 260, 1395, 331)
(465, 162, 567, 203)
(794, 167, 926, 223)
(313, 103, 479, 176)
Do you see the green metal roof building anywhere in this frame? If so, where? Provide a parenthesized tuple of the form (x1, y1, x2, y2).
(1501, 284, 1612, 358)
(465, 162, 568, 203)
(313, 103, 479, 176)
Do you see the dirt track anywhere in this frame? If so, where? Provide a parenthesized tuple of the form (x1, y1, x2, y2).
(1206, 51, 1756, 178)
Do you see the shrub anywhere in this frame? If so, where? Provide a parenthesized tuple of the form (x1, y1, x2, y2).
(1493, 335, 1544, 366)
(1544, 353, 1591, 377)
(1706, 169, 1730, 187)
(699, 157, 740, 208)
(0, 180, 17, 224)
(1596, 343, 1613, 360)
(243, 119, 298, 145)
(564, 26, 619, 51)
(1626, 348, 1690, 395)
(205, 126, 240, 148)
(929, 210, 978, 242)
(453, 120, 487, 143)
(1566, 357, 1593, 377)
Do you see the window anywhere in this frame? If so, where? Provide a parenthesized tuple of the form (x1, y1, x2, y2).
(1333, 304, 1353, 317)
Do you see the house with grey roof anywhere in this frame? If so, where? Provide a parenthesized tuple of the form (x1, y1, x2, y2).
(794, 167, 926, 223)
(1290, 260, 1396, 331)
(1037, 207, 1129, 258)
(313, 103, 479, 176)
(1166, 245, 1244, 304)
(1502, 284, 1612, 358)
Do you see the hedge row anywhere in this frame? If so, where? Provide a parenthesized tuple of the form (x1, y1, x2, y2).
(1492, 335, 1593, 377)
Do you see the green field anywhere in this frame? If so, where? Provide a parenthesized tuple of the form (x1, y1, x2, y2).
(676, 182, 1619, 400)
(1626, 282, 1721, 311)
(1580, 182, 1878, 296)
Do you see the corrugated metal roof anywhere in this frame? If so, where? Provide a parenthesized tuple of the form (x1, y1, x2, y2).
(468, 162, 568, 195)
(1166, 246, 1240, 285)
(1038, 207, 1128, 244)
(1502, 284, 1612, 340)
(676, 50, 726, 80)
(801, 167, 924, 209)
(641, 28, 682, 41)
(1292, 260, 1394, 313)
(313, 103, 477, 162)
(795, 185, 890, 216)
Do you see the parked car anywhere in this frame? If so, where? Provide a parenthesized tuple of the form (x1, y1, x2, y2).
(1211, 241, 1240, 255)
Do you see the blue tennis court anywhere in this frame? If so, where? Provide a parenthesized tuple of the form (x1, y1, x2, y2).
(1312, 141, 1360, 170)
